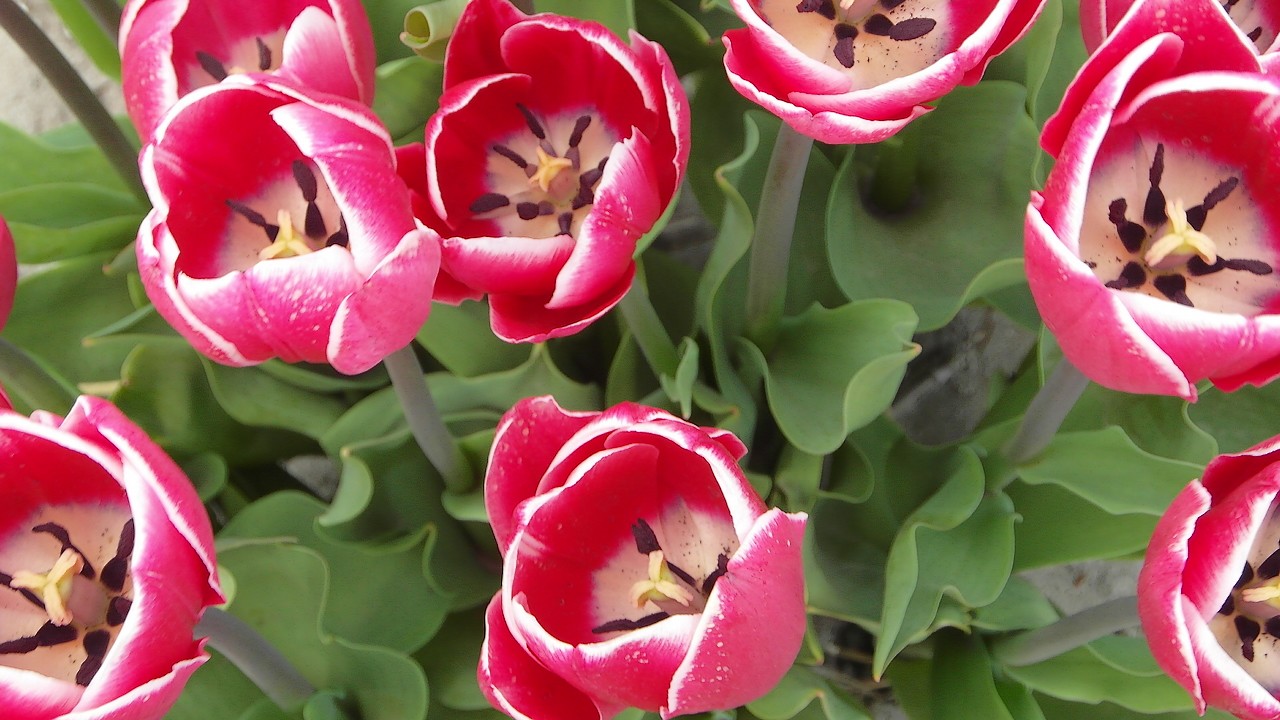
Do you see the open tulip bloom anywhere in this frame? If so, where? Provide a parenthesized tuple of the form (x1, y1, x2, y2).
(1139, 434, 1280, 719)
(120, 0, 376, 142)
(406, 0, 690, 343)
(136, 76, 441, 375)
(0, 396, 222, 719)
(479, 398, 808, 720)
(721, 0, 1047, 143)
(1080, 0, 1280, 57)
(1025, 0, 1280, 400)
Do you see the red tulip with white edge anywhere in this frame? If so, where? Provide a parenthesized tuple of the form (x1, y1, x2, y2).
(120, 0, 375, 142)
(478, 397, 807, 720)
(0, 395, 222, 720)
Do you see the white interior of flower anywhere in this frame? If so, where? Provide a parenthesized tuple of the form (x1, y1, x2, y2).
(0, 503, 133, 685)
(1080, 138, 1277, 315)
(470, 106, 618, 240)
(1220, 0, 1276, 52)
(1209, 499, 1280, 690)
(219, 159, 345, 274)
(756, 0, 952, 88)
(183, 28, 289, 92)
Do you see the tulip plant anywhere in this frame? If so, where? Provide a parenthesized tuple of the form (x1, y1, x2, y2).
(5, 0, 1280, 719)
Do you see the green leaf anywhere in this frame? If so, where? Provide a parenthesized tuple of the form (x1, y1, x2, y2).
(164, 645, 269, 720)
(741, 300, 919, 455)
(373, 56, 445, 143)
(0, 122, 135, 194)
(635, 0, 721, 75)
(257, 360, 390, 393)
(538, 0, 635, 38)
(214, 541, 429, 720)
(0, 183, 142, 263)
(1008, 482, 1156, 569)
(875, 446, 1014, 677)
(1003, 642, 1199, 714)
(181, 452, 229, 503)
(49, 0, 123, 78)
(1017, 427, 1203, 516)
(827, 82, 1039, 331)
(970, 576, 1058, 632)
(746, 665, 872, 720)
(1036, 695, 1236, 720)
(687, 68, 755, 224)
(400, 0, 469, 63)
(221, 491, 456, 654)
(364, 0, 427, 63)
(418, 300, 531, 377)
(202, 361, 348, 440)
(1189, 381, 1280, 454)
(0, 337, 77, 415)
(2, 253, 140, 388)
(931, 632, 1015, 720)
(415, 605, 493, 711)
(659, 337, 701, 417)
(113, 344, 314, 465)
(302, 691, 356, 720)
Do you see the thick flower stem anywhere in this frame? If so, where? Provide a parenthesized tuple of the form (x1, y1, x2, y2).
(0, 0, 145, 203)
(384, 344, 472, 493)
(617, 275, 680, 379)
(81, 0, 122, 41)
(990, 359, 1090, 491)
(991, 595, 1139, 667)
(745, 123, 814, 351)
(197, 607, 316, 709)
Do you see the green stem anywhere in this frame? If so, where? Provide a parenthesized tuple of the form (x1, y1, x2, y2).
(745, 123, 814, 350)
(384, 343, 471, 493)
(617, 274, 679, 378)
(991, 595, 1139, 667)
(0, 0, 145, 203)
(991, 359, 1090, 492)
(196, 607, 315, 709)
(80, 0, 122, 42)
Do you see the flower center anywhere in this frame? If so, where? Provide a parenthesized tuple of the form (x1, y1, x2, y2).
(193, 32, 287, 86)
(591, 519, 730, 635)
(1211, 503, 1280, 689)
(1, 513, 134, 687)
(761, 0, 947, 83)
(221, 160, 348, 272)
(467, 105, 613, 239)
(1082, 142, 1275, 313)
(1220, 0, 1275, 52)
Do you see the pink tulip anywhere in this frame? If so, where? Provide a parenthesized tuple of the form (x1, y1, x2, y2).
(135, 76, 441, 375)
(120, 0, 376, 142)
(1139, 434, 1280, 719)
(721, 0, 1047, 144)
(1081, 0, 1280, 58)
(405, 0, 690, 343)
(1025, 0, 1280, 400)
(478, 397, 808, 719)
(0, 395, 222, 719)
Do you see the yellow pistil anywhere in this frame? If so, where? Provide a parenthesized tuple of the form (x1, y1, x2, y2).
(10, 549, 84, 626)
(258, 210, 314, 260)
(528, 147, 574, 194)
(1144, 199, 1218, 269)
(1243, 576, 1280, 607)
(629, 551, 694, 609)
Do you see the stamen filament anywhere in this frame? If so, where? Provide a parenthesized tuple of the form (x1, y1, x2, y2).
(10, 549, 84, 626)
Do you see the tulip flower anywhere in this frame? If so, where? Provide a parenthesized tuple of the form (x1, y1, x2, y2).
(478, 397, 808, 720)
(720, 0, 1047, 144)
(120, 0, 376, 142)
(135, 76, 441, 375)
(0, 395, 222, 719)
(1025, 0, 1280, 400)
(1138, 434, 1280, 719)
(1081, 0, 1280, 57)
(407, 0, 690, 343)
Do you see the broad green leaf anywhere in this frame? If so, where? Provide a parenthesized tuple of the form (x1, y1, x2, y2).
(1060, 382, 1216, 465)
(1018, 427, 1203, 516)
(827, 82, 1038, 331)
(202, 361, 348, 440)
(221, 491, 455, 654)
(659, 337, 701, 417)
(415, 605, 493, 711)
(538, 0, 635, 38)
(373, 56, 445, 143)
(635, 0, 721, 75)
(0, 337, 77, 415)
(1003, 642, 1199, 714)
(181, 452, 229, 503)
(687, 68, 755, 224)
(49, 0, 122, 78)
(887, 658, 933, 720)
(1036, 696, 1236, 720)
(364, 0, 428, 63)
(3, 253, 139, 387)
(747, 665, 872, 720)
(0, 183, 142, 263)
(1189, 381, 1280, 454)
(875, 446, 1014, 677)
(400, 0, 469, 62)
(1008, 482, 1156, 569)
(257, 360, 390, 393)
(931, 632, 1015, 720)
(418, 300, 531, 377)
(0, 122, 134, 194)
(164, 646, 267, 720)
(303, 691, 357, 720)
(214, 542, 429, 720)
(113, 344, 313, 465)
(741, 300, 919, 455)
(971, 576, 1059, 632)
